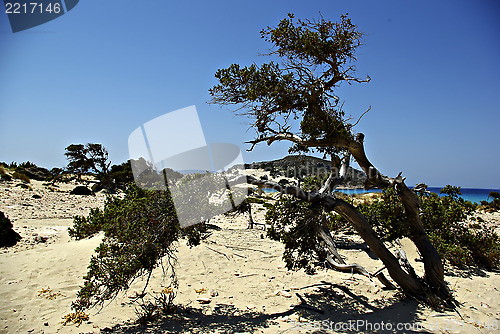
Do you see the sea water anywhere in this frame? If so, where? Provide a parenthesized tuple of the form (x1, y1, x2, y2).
(262, 187, 499, 204)
(336, 187, 499, 204)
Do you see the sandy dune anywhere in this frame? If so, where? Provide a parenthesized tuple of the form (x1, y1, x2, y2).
(1, 178, 499, 333)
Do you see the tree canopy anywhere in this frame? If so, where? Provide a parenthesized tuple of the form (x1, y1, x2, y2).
(210, 13, 370, 158)
(210, 13, 454, 307)
(65, 143, 111, 178)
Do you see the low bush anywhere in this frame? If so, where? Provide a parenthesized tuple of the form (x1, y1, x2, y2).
(348, 186, 500, 269)
(69, 184, 204, 314)
(68, 208, 105, 240)
(19, 161, 37, 169)
(266, 185, 500, 272)
(105, 161, 134, 190)
(12, 171, 30, 183)
(480, 191, 500, 212)
(0, 211, 21, 247)
(69, 186, 93, 196)
(266, 197, 325, 274)
(46, 168, 64, 183)
(70, 185, 180, 311)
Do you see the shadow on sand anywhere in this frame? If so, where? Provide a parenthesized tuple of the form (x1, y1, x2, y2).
(107, 280, 433, 334)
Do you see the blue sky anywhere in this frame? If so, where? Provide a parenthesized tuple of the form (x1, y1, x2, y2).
(1, 0, 499, 188)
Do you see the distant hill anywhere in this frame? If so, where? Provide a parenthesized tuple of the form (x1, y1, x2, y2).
(245, 155, 366, 188)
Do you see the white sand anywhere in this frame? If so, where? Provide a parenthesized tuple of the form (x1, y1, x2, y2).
(1, 178, 499, 333)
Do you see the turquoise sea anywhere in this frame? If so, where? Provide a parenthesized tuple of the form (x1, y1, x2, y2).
(335, 187, 499, 204)
(262, 187, 499, 204)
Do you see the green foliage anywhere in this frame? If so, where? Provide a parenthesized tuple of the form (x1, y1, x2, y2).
(439, 185, 462, 197)
(46, 167, 64, 183)
(14, 163, 51, 181)
(128, 158, 183, 191)
(0, 211, 21, 247)
(107, 162, 133, 189)
(19, 161, 37, 169)
(266, 196, 325, 274)
(70, 184, 182, 311)
(301, 174, 327, 192)
(69, 183, 209, 312)
(261, 13, 363, 67)
(349, 186, 499, 269)
(0, 172, 12, 182)
(86, 144, 111, 175)
(420, 190, 499, 269)
(12, 171, 30, 183)
(268, 185, 500, 270)
(65, 143, 111, 179)
(481, 191, 500, 212)
(210, 13, 366, 158)
(92, 160, 137, 192)
(65, 144, 89, 177)
(170, 172, 247, 228)
(68, 207, 105, 240)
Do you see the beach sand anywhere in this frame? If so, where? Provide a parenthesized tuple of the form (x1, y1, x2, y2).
(1, 177, 499, 333)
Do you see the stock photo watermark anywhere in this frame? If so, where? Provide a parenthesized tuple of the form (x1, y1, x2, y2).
(128, 105, 247, 228)
(290, 318, 500, 332)
(3, 0, 79, 33)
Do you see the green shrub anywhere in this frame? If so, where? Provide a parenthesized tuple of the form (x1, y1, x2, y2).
(68, 207, 106, 240)
(70, 184, 181, 311)
(69, 184, 205, 312)
(349, 186, 500, 269)
(301, 175, 326, 192)
(19, 161, 37, 169)
(44, 167, 63, 183)
(480, 191, 500, 212)
(267, 185, 500, 271)
(0, 211, 21, 247)
(0, 166, 5, 175)
(106, 161, 134, 190)
(266, 197, 325, 274)
(12, 171, 30, 183)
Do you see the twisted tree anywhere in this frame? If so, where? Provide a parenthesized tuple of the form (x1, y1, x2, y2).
(210, 13, 452, 305)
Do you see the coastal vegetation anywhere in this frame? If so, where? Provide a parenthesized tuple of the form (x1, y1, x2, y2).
(1, 13, 499, 326)
(481, 191, 500, 212)
(209, 12, 468, 307)
(331, 186, 500, 269)
(0, 211, 21, 247)
(68, 184, 183, 314)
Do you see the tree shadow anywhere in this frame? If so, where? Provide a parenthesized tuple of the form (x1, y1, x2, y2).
(107, 281, 432, 334)
(292, 281, 433, 333)
(444, 265, 494, 279)
(334, 237, 379, 260)
(104, 304, 294, 334)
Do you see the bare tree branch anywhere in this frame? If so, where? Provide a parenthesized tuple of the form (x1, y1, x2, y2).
(352, 106, 371, 127)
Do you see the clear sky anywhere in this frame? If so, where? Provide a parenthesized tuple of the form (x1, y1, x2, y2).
(1, 0, 499, 188)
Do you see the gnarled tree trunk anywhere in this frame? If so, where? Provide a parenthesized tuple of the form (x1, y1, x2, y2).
(241, 133, 451, 303)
